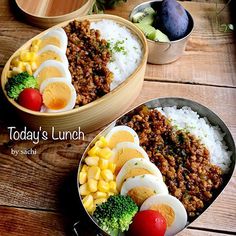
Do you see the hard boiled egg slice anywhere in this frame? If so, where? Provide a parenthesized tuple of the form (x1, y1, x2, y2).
(36, 45, 69, 68)
(39, 28, 68, 53)
(140, 194, 187, 236)
(34, 60, 71, 86)
(116, 158, 163, 191)
(121, 174, 168, 206)
(40, 77, 76, 113)
(105, 125, 139, 149)
(110, 142, 149, 175)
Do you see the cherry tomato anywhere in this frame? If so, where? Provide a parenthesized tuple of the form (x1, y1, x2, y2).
(18, 88, 42, 111)
(128, 210, 167, 236)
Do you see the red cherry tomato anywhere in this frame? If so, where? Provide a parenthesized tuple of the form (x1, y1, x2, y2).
(18, 88, 42, 111)
(128, 210, 167, 236)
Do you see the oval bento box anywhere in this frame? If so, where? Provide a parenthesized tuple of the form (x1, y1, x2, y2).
(15, 0, 95, 28)
(1, 14, 148, 134)
(75, 97, 235, 236)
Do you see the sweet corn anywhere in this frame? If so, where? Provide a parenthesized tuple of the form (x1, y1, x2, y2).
(79, 172, 87, 185)
(12, 67, 23, 74)
(20, 51, 31, 62)
(79, 183, 90, 196)
(30, 45, 39, 52)
(94, 198, 107, 206)
(98, 147, 113, 159)
(98, 180, 110, 192)
(98, 158, 109, 170)
(88, 146, 100, 156)
(95, 136, 108, 148)
(85, 156, 99, 166)
(87, 166, 100, 180)
(86, 204, 96, 214)
(32, 39, 42, 47)
(81, 164, 89, 173)
(109, 181, 117, 193)
(93, 191, 107, 199)
(25, 64, 32, 75)
(107, 192, 115, 197)
(108, 162, 116, 173)
(88, 179, 98, 192)
(101, 169, 113, 182)
(11, 56, 20, 67)
(30, 61, 38, 71)
(7, 71, 13, 78)
(82, 194, 93, 209)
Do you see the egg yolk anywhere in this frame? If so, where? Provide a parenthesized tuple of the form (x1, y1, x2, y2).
(42, 82, 71, 110)
(115, 148, 144, 174)
(36, 50, 62, 67)
(37, 66, 64, 85)
(128, 187, 155, 206)
(108, 131, 135, 149)
(123, 168, 151, 182)
(39, 37, 61, 50)
(150, 204, 175, 227)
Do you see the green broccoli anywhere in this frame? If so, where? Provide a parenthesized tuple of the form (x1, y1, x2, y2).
(93, 195, 138, 236)
(5, 72, 38, 99)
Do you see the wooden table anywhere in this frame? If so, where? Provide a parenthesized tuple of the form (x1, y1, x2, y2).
(0, 0, 235, 235)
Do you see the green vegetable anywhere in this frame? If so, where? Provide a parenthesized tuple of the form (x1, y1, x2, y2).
(93, 195, 138, 236)
(132, 7, 156, 23)
(149, 29, 170, 42)
(5, 72, 38, 99)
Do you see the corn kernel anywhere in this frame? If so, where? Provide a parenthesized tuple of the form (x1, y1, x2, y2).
(93, 191, 107, 199)
(79, 172, 87, 185)
(85, 156, 99, 166)
(25, 64, 32, 75)
(109, 181, 117, 193)
(30, 45, 39, 52)
(87, 166, 100, 180)
(88, 179, 98, 192)
(79, 183, 90, 196)
(11, 56, 20, 67)
(32, 39, 42, 47)
(86, 204, 96, 214)
(82, 194, 93, 209)
(81, 164, 89, 173)
(107, 192, 115, 197)
(20, 51, 30, 61)
(12, 67, 23, 74)
(7, 71, 13, 78)
(98, 147, 113, 159)
(30, 61, 37, 71)
(94, 198, 107, 206)
(98, 158, 109, 170)
(95, 136, 108, 148)
(108, 162, 116, 173)
(88, 146, 100, 156)
(98, 180, 110, 192)
(101, 169, 113, 182)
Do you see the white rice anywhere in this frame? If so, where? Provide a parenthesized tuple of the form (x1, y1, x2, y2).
(156, 106, 232, 174)
(91, 20, 143, 90)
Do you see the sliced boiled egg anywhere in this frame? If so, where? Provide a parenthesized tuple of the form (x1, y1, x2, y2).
(105, 125, 139, 149)
(40, 77, 76, 113)
(39, 28, 68, 53)
(34, 60, 71, 86)
(140, 194, 188, 236)
(110, 142, 149, 175)
(116, 158, 163, 191)
(36, 45, 69, 68)
(121, 174, 168, 206)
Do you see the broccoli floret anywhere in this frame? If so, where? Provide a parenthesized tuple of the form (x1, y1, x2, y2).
(93, 195, 138, 236)
(5, 72, 38, 99)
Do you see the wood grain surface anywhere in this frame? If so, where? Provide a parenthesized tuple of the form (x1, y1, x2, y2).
(0, 0, 235, 235)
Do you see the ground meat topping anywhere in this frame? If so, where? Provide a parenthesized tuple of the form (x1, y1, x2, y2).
(63, 20, 113, 107)
(117, 106, 223, 218)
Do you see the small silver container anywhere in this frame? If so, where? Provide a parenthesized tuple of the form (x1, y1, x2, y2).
(130, 0, 194, 64)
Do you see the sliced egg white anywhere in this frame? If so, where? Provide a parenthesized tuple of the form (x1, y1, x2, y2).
(39, 28, 68, 53)
(34, 60, 71, 86)
(105, 125, 139, 149)
(40, 77, 76, 113)
(36, 45, 69, 68)
(121, 174, 168, 206)
(116, 158, 163, 191)
(140, 194, 187, 236)
(110, 142, 149, 174)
